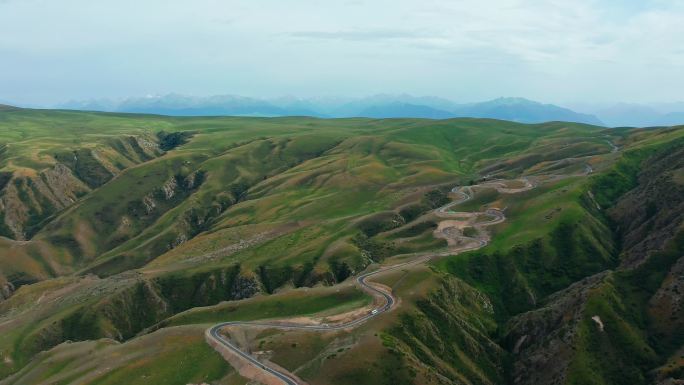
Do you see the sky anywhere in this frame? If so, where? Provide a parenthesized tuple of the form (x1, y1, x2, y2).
(1, 0, 683, 106)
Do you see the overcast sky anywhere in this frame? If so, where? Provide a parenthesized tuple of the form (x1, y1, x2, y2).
(1, 0, 683, 106)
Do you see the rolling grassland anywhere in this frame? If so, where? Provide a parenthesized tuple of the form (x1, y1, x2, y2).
(0, 107, 682, 385)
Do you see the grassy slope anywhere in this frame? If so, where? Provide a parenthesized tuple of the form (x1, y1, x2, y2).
(1, 110, 615, 287)
(6, 108, 663, 385)
(1, 326, 240, 385)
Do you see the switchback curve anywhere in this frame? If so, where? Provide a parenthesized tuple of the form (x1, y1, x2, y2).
(207, 178, 534, 385)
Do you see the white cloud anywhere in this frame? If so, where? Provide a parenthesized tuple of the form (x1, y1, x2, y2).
(0, 0, 682, 105)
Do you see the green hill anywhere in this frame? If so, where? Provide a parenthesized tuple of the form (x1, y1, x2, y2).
(0, 108, 681, 385)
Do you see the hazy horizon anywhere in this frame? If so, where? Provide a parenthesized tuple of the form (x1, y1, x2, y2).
(4, 92, 684, 112)
(2, 0, 684, 107)
(4, 93, 684, 125)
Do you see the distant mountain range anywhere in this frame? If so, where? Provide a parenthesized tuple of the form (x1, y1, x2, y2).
(57, 94, 605, 125)
(574, 102, 684, 127)
(0, 104, 19, 111)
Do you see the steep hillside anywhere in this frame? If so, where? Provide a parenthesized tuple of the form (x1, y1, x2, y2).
(503, 130, 684, 385)
(0, 135, 163, 241)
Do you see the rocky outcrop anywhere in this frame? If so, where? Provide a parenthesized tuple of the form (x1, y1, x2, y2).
(0, 134, 164, 241)
(140, 172, 204, 216)
(230, 274, 261, 300)
(0, 281, 14, 301)
(184, 170, 202, 189)
(648, 255, 684, 344)
(0, 165, 90, 239)
(505, 272, 610, 385)
(504, 142, 684, 385)
(160, 176, 178, 199)
(41, 163, 89, 205)
(142, 195, 157, 214)
(609, 144, 684, 267)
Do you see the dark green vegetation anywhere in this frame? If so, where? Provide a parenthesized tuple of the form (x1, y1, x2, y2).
(0, 107, 682, 385)
(497, 129, 684, 385)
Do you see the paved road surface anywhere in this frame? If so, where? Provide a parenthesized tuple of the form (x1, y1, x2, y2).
(206, 178, 532, 385)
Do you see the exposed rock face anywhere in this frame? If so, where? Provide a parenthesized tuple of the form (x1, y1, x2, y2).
(649, 256, 684, 340)
(39, 163, 87, 206)
(0, 165, 90, 240)
(141, 173, 200, 216)
(194, 270, 261, 302)
(609, 145, 684, 267)
(0, 134, 163, 240)
(135, 136, 158, 152)
(505, 143, 684, 385)
(142, 195, 156, 213)
(0, 281, 15, 301)
(184, 170, 202, 189)
(160, 176, 178, 199)
(230, 274, 261, 300)
(0, 181, 29, 240)
(505, 272, 609, 385)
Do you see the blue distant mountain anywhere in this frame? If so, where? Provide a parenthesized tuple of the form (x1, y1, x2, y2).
(58, 94, 605, 125)
(329, 96, 604, 124)
(584, 103, 684, 127)
(356, 102, 455, 119)
(111, 94, 294, 117)
(450, 97, 604, 125)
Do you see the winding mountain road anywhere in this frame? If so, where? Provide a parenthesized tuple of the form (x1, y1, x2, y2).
(207, 178, 534, 385)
